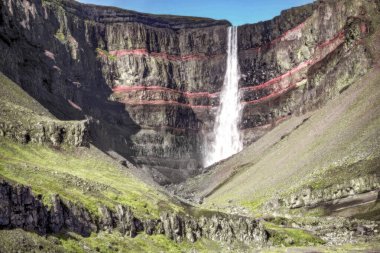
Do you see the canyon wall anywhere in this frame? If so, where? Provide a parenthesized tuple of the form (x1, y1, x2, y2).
(0, 0, 376, 184)
(0, 0, 231, 184)
(237, 0, 374, 143)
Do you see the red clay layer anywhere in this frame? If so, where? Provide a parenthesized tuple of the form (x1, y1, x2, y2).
(113, 85, 219, 98)
(243, 21, 307, 54)
(120, 79, 304, 109)
(113, 25, 346, 104)
(241, 79, 304, 105)
(122, 99, 214, 109)
(68, 99, 82, 111)
(240, 60, 313, 92)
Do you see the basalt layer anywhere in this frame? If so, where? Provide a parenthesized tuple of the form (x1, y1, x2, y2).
(0, 0, 376, 184)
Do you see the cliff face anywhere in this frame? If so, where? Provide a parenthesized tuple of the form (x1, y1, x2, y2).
(1, 180, 378, 249)
(0, 0, 375, 184)
(0, 0, 231, 184)
(237, 0, 373, 144)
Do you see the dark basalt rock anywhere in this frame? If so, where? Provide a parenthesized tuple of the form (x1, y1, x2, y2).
(0, 180, 268, 246)
(0, 120, 90, 147)
(2, 180, 378, 246)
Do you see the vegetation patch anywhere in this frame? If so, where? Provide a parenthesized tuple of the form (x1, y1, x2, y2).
(55, 31, 66, 43)
(0, 139, 181, 219)
(241, 197, 266, 216)
(96, 48, 117, 61)
(264, 222, 325, 247)
(0, 229, 225, 253)
(58, 231, 225, 253)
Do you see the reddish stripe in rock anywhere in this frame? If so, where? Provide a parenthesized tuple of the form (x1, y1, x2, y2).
(115, 28, 349, 108)
(110, 49, 149, 57)
(271, 22, 306, 45)
(360, 23, 367, 34)
(241, 29, 346, 92)
(44, 50, 55, 60)
(240, 31, 346, 105)
(141, 125, 199, 132)
(109, 48, 210, 61)
(108, 22, 307, 61)
(317, 31, 345, 49)
(243, 21, 306, 53)
(113, 85, 220, 98)
(241, 30, 348, 105)
(240, 60, 313, 92)
(123, 99, 214, 109)
(242, 80, 303, 106)
(68, 99, 82, 111)
(120, 79, 301, 108)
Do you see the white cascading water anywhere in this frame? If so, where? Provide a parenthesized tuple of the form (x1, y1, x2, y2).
(204, 26, 243, 167)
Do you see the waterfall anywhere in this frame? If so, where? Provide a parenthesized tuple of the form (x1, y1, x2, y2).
(204, 26, 242, 167)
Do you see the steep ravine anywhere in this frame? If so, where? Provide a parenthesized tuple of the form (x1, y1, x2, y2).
(1, 0, 380, 251)
(1, 0, 376, 185)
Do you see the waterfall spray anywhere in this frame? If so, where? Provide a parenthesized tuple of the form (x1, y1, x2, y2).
(204, 26, 242, 167)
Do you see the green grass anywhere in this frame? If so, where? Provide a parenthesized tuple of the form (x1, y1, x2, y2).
(0, 71, 181, 219)
(203, 59, 380, 215)
(96, 48, 117, 61)
(58, 232, 225, 253)
(264, 222, 325, 247)
(259, 241, 380, 253)
(0, 139, 180, 219)
(0, 229, 225, 253)
(0, 229, 65, 253)
(55, 31, 66, 43)
(0, 73, 52, 117)
(241, 197, 266, 216)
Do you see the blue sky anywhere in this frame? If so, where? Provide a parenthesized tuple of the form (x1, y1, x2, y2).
(78, 0, 314, 26)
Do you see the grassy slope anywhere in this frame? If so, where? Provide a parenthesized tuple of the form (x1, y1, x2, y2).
(0, 72, 182, 219)
(0, 72, 232, 253)
(1, 228, 379, 253)
(202, 42, 380, 214)
(0, 73, 54, 123)
(0, 229, 227, 253)
(0, 139, 182, 218)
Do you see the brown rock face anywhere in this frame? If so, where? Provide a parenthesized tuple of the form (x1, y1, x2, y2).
(0, 0, 376, 184)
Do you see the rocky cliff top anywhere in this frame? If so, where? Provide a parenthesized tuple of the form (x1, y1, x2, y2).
(57, 0, 231, 29)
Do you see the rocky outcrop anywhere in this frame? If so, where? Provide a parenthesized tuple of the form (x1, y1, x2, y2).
(159, 211, 267, 245)
(0, 119, 89, 147)
(0, 181, 48, 235)
(0, 182, 96, 236)
(2, 180, 379, 248)
(0, 0, 377, 184)
(0, 180, 268, 246)
(265, 174, 380, 210)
